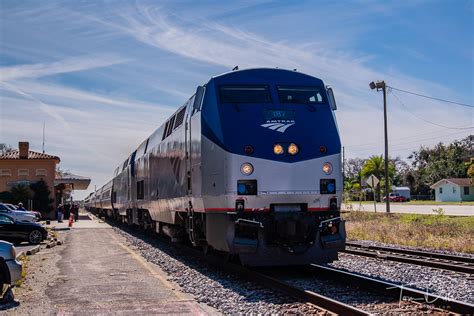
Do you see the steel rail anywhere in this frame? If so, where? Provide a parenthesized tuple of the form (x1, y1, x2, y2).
(344, 242, 474, 274)
(181, 246, 369, 316)
(310, 264, 474, 315)
(346, 241, 474, 263)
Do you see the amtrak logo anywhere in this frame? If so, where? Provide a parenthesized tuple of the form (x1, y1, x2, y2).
(260, 120, 295, 133)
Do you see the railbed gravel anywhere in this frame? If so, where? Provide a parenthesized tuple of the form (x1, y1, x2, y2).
(113, 227, 324, 315)
(328, 252, 474, 304)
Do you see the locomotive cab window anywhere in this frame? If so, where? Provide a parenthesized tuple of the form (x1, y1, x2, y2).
(277, 86, 326, 104)
(219, 85, 272, 103)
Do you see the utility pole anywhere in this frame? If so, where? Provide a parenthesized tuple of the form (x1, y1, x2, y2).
(342, 146, 345, 184)
(369, 81, 390, 213)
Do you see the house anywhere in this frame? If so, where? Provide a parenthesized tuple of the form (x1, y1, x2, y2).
(430, 178, 474, 202)
(0, 142, 60, 209)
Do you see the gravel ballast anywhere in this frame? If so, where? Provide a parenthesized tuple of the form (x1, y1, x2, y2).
(329, 252, 473, 304)
(350, 239, 474, 259)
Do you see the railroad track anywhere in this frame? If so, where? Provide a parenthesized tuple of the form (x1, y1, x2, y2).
(309, 264, 474, 315)
(180, 244, 368, 315)
(107, 219, 367, 315)
(105, 219, 474, 315)
(344, 241, 474, 274)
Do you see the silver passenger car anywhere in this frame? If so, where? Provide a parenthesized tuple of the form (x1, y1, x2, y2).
(0, 241, 22, 293)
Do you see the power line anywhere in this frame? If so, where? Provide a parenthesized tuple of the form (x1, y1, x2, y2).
(345, 129, 467, 149)
(390, 91, 474, 130)
(388, 86, 473, 108)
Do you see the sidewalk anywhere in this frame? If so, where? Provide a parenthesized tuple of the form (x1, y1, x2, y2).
(7, 213, 215, 315)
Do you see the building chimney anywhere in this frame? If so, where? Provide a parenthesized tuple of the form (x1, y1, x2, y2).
(19, 141, 29, 159)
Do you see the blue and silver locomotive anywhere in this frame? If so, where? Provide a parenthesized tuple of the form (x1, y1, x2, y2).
(85, 68, 346, 266)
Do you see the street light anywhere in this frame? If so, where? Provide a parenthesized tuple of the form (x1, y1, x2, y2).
(369, 80, 390, 214)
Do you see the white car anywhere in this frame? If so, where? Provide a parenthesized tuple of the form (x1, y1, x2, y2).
(0, 203, 37, 223)
(0, 241, 22, 301)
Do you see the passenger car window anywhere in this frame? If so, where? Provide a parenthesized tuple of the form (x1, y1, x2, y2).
(0, 215, 13, 224)
(277, 86, 326, 104)
(219, 85, 272, 103)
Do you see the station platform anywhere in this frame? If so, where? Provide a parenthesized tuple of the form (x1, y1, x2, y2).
(20, 213, 215, 314)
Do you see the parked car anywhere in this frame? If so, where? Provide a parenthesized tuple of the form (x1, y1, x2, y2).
(383, 193, 407, 202)
(4, 204, 42, 220)
(0, 203, 38, 223)
(0, 241, 22, 298)
(0, 214, 48, 244)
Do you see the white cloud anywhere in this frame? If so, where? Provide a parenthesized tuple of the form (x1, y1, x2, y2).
(0, 55, 129, 81)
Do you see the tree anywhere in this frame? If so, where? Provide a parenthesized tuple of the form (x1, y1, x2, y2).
(10, 184, 33, 205)
(408, 136, 471, 195)
(0, 143, 13, 155)
(30, 179, 54, 215)
(0, 191, 14, 203)
(466, 158, 474, 182)
(361, 155, 395, 201)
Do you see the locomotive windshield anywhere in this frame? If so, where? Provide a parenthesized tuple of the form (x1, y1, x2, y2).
(219, 85, 272, 103)
(277, 86, 326, 104)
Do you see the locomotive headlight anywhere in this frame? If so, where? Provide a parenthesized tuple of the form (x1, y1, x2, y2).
(241, 162, 254, 176)
(322, 162, 332, 175)
(288, 143, 299, 155)
(273, 144, 284, 155)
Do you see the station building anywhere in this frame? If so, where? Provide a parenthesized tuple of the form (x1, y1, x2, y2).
(0, 141, 90, 218)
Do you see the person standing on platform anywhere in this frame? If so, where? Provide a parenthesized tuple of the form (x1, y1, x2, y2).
(64, 203, 71, 221)
(57, 204, 64, 223)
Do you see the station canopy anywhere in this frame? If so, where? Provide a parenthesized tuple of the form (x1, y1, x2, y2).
(54, 173, 91, 190)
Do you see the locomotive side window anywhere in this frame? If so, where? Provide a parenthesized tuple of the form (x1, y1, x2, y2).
(219, 85, 272, 103)
(162, 121, 170, 140)
(277, 86, 326, 104)
(122, 158, 129, 171)
(174, 107, 186, 130)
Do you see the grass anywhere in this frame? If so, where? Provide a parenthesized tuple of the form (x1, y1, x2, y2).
(14, 255, 29, 288)
(345, 200, 474, 205)
(344, 211, 474, 253)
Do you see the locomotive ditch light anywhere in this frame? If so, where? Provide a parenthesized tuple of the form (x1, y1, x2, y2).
(288, 143, 299, 155)
(244, 145, 254, 155)
(240, 162, 254, 176)
(322, 162, 332, 175)
(273, 144, 284, 155)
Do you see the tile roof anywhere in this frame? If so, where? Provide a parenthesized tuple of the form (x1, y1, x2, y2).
(446, 178, 472, 186)
(0, 150, 60, 161)
(430, 178, 472, 188)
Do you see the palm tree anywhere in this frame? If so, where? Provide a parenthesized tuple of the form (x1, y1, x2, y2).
(10, 184, 33, 206)
(361, 155, 395, 201)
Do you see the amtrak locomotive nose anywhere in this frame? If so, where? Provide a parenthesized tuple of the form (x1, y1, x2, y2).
(85, 68, 346, 266)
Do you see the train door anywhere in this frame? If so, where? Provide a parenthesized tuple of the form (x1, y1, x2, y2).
(128, 150, 137, 223)
(186, 86, 205, 196)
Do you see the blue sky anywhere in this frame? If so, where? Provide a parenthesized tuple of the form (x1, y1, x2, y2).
(0, 0, 473, 199)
